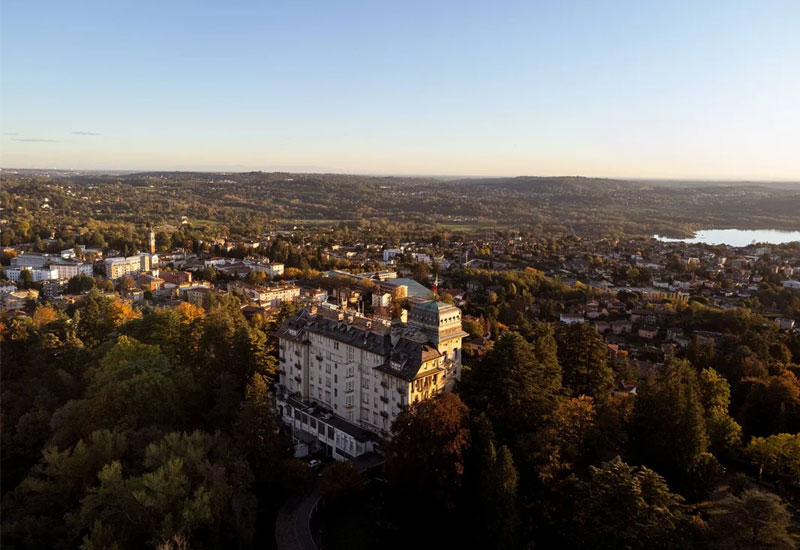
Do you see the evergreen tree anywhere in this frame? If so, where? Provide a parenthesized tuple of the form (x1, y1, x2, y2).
(460, 331, 561, 444)
(631, 359, 720, 498)
(556, 323, 613, 399)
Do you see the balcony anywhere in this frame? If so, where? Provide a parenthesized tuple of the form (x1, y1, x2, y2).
(315, 355, 323, 361)
(380, 396, 389, 403)
(397, 388, 406, 396)
(380, 411, 389, 418)
(279, 369, 286, 375)
(380, 381, 389, 389)
(294, 376, 302, 383)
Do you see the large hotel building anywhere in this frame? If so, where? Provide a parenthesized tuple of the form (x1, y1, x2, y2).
(275, 300, 467, 459)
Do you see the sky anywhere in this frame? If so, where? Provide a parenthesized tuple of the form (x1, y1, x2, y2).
(1, 0, 799, 179)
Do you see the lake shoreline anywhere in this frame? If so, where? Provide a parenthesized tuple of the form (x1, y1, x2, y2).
(654, 229, 800, 247)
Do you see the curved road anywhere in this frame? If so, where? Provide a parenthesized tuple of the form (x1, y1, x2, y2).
(274, 454, 384, 550)
(275, 486, 321, 550)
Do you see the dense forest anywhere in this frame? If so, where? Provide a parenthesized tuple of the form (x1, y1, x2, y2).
(1, 295, 305, 549)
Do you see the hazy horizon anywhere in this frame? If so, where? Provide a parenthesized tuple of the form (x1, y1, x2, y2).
(2, 1, 799, 179)
(4, 166, 800, 185)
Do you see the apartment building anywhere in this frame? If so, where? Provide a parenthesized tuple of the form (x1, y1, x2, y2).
(51, 260, 94, 279)
(104, 254, 151, 280)
(251, 262, 284, 278)
(5, 266, 59, 283)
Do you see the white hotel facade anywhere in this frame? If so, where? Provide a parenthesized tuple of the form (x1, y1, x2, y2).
(275, 300, 467, 459)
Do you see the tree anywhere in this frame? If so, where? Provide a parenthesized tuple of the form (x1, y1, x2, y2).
(76, 290, 141, 348)
(570, 457, 690, 550)
(541, 396, 600, 479)
(698, 368, 742, 457)
(88, 335, 170, 392)
(556, 323, 613, 399)
(67, 274, 96, 294)
(320, 462, 363, 503)
(234, 373, 292, 483)
(75, 431, 256, 549)
(389, 393, 471, 516)
(32, 305, 59, 329)
(739, 371, 800, 437)
(460, 331, 561, 444)
(466, 415, 520, 550)
(631, 359, 719, 498)
(705, 490, 794, 550)
(746, 433, 800, 488)
(1, 430, 128, 548)
(19, 268, 34, 289)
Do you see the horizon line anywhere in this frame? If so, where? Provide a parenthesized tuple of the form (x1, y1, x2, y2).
(1, 166, 800, 184)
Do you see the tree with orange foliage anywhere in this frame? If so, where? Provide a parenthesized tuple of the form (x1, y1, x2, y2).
(174, 301, 205, 324)
(32, 306, 59, 329)
(105, 299, 141, 329)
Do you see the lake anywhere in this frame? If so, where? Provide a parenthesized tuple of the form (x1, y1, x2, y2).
(654, 229, 800, 247)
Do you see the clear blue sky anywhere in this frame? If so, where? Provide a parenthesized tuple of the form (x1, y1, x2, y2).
(2, 0, 799, 178)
